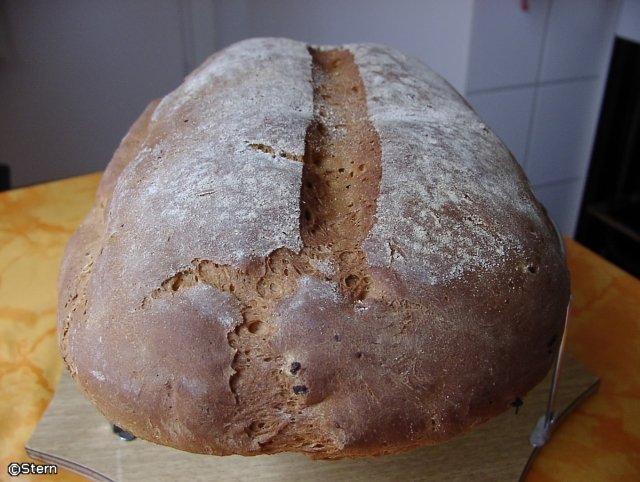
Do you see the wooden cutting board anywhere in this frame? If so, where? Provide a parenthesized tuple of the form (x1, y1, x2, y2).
(26, 356, 598, 482)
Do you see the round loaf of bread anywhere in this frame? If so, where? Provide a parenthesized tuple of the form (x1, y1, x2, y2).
(58, 38, 570, 459)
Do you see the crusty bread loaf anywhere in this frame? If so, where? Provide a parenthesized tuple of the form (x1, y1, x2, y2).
(58, 38, 570, 459)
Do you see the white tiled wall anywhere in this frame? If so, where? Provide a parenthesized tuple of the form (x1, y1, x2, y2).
(540, 0, 618, 81)
(533, 180, 584, 236)
(526, 79, 601, 185)
(618, 0, 640, 43)
(467, 0, 550, 91)
(466, 0, 620, 235)
(0, 0, 216, 188)
(467, 87, 534, 166)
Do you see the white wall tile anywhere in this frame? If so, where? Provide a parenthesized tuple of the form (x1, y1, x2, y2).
(618, 0, 640, 43)
(467, 0, 550, 92)
(533, 180, 583, 235)
(540, 0, 619, 81)
(525, 79, 600, 185)
(467, 87, 535, 165)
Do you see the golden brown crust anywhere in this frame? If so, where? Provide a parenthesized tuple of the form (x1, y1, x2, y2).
(58, 38, 570, 459)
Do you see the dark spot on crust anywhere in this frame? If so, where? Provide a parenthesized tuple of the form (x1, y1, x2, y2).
(293, 385, 307, 395)
(289, 361, 301, 374)
(345, 274, 359, 287)
(511, 397, 524, 414)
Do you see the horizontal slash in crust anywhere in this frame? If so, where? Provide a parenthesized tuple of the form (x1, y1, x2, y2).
(248, 142, 304, 162)
(196, 188, 218, 197)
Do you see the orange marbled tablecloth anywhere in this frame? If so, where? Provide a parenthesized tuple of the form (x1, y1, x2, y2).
(0, 173, 638, 481)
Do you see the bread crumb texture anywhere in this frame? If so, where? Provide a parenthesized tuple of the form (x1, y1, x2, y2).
(58, 38, 570, 459)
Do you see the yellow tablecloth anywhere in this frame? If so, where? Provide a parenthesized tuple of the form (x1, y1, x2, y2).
(1, 173, 638, 481)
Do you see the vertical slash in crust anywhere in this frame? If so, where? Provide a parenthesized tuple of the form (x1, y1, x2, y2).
(136, 46, 384, 455)
(300, 47, 383, 302)
(224, 47, 383, 452)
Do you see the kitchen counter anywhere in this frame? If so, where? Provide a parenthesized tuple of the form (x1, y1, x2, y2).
(1, 173, 638, 481)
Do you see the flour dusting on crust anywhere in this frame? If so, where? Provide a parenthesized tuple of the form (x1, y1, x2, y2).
(92, 38, 314, 314)
(349, 44, 546, 284)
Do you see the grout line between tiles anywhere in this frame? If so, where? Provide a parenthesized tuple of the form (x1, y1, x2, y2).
(466, 75, 599, 96)
(522, 0, 554, 173)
